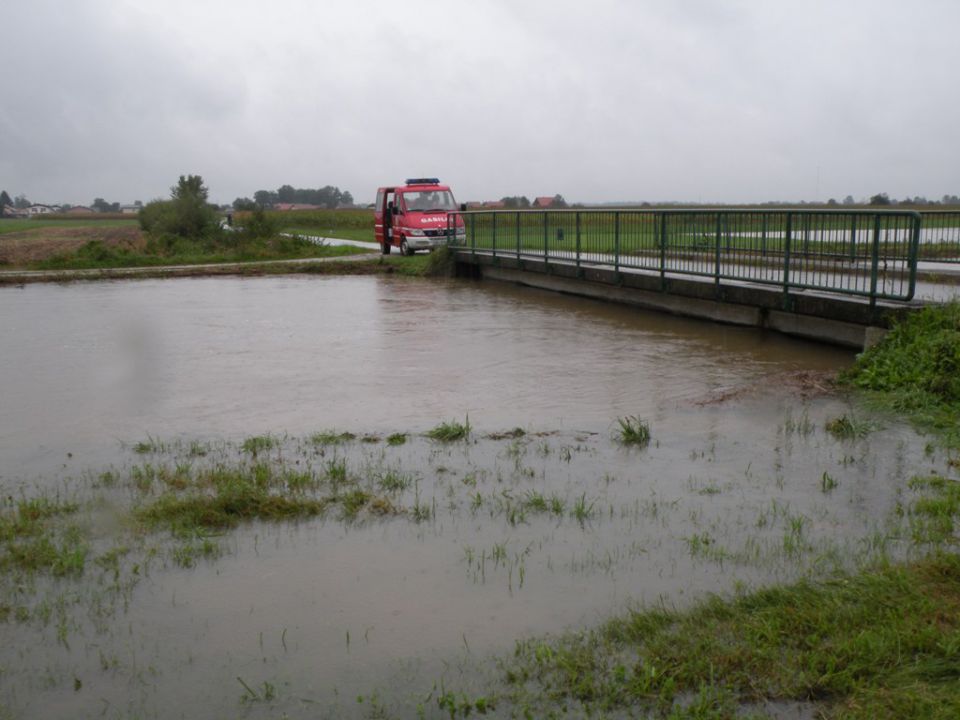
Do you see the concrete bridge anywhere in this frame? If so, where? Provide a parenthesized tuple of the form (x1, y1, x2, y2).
(448, 208, 959, 349)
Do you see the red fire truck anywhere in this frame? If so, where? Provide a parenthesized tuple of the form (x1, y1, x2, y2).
(374, 178, 465, 255)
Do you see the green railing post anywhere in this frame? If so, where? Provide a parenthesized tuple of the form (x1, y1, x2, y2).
(491, 212, 497, 258)
(470, 214, 476, 257)
(575, 211, 581, 272)
(542, 211, 548, 265)
(614, 211, 620, 273)
(659, 212, 667, 288)
(516, 213, 521, 260)
(906, 213, 920, 301)
(849, 215, 858, 263)
(760, 214, 768, 257)
(714, 213, 722, 288)
(869, 214, 882, 307)
(783, 212, 793, 306)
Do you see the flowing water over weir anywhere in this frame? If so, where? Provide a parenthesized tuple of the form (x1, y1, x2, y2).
(0, 275, 943, 719)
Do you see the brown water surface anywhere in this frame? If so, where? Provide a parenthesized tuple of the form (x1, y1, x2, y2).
(0, 276, 931, 719)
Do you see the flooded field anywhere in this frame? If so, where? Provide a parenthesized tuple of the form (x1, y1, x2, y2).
(0, 276, 947, 718)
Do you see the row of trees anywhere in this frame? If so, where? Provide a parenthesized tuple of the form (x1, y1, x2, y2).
(233, 184, 354, 210)
(499, 194, 568, 208)
(91, 198, 142, 213)
(857, 193, 960, 206)
(1, 190, 142, 212)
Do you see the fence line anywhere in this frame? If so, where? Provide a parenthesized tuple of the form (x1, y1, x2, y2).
(447, 209, 923, 303)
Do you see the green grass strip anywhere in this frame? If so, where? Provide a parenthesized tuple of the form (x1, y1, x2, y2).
(504, 554, 960, 718)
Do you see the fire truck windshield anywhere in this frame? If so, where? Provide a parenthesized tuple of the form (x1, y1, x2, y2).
(401, 190, 457, 212)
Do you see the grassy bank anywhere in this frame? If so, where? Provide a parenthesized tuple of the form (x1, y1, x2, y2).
(842, 301, 960, 448)
(31, 233, 364, 270)
(0, 217, 138, 235)
(0, 248, 452, 284)
(432, 476, 960, 719)
(0, 215, 377, 271)
(496, 550, 960, 719)
(234, 208, 374, 242)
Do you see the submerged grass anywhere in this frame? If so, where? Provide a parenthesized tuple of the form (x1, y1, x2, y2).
(908, 475, 960, 545)
(615, 415, 651, 446)
(0, 497, 88, 576)
(502, 553, 960, 718)
(137, 482, 329, 533)
(426, 417, 471, 442)
(824, 413, 876, 440)
(310, 430, 356, 445)
(241, 434, 279, 455)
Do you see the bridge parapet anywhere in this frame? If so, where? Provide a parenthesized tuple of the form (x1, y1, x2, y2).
(447, 208, 923, 306)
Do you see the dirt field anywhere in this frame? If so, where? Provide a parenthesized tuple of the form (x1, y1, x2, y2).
(0, 226, 145, 266)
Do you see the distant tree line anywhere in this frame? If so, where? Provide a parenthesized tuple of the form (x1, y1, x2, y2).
(0, 190, 144, 213)
(233, 185, 354, 210)
(828, 193, 960, 206)
(498, 194, 568, 208)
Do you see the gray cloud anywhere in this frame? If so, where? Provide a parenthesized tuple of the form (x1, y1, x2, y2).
(1, 0, 958, 206)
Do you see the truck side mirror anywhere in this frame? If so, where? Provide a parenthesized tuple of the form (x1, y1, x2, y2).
(459, 203, 467, 212)
(392, 204, 401, 216)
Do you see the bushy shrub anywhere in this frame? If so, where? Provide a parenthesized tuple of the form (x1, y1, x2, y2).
(138, 175, 220, 241)
(241, 206, 279, 240)
(846, 303, 960, 402)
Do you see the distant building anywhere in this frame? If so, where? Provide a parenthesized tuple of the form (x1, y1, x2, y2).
(482, 200, 506, 209)
(66, 206, 95, 215)
(532, 196, 555, 208)
(26, 204, 55, 216)
(119, 205, 141, 214)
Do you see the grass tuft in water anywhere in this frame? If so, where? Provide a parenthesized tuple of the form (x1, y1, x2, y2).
(907, 475, 960, 545)
(615, 415, 651, 446)
(820, 471, 839, 493)
(310, 430, 357, 445)
(136, 472, 329, 533)
(377, 469, 413, 493)
(386, 432, 408, 446)
(133, 435, 166, 454)
(825, 413, 876, 440)
(241, 435, 278, 455)
(426, 417, 471, 442)
(487, 428, 527, 440)
(339, 489, 372, 519)
(0, 497, 87, 576)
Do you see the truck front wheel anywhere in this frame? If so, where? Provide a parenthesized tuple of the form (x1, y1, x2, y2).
(400, 239, 413, 256)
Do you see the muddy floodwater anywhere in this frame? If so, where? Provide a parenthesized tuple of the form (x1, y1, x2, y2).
(0, 275, 941, 719)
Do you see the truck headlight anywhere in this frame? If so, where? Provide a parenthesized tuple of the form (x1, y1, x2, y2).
(408, 229, 425, 236)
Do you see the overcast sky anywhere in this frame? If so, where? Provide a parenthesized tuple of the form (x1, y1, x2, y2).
(2, 0, 958, 206)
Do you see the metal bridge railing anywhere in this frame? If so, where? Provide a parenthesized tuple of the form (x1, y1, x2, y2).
(447, 209, 922, 303)
(917, 211, 960, 262)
